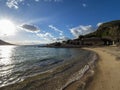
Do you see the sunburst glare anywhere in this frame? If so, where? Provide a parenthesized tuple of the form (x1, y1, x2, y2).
(0, 19, 16, 36)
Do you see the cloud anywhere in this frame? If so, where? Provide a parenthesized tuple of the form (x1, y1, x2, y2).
(70, 25, 96, 38)
(44, 0, 62, 2)
(19, 24, 40, 33)
(82, 3, 87, 7)
(37, 32, 68, 43)
(19, 24, 67, 43)
(97, 22, 103, 27)
(49, 25, 63, 36)
(37, 32, 56, 42)
(6, 0, 63, 9)
(6, 0, 24, 9)
(55, 36, 69, 42)
(35, 0, 39, 2)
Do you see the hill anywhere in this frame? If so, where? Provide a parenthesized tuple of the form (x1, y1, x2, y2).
(47, 20, 120, 47)
(0, 39, 13, 45)
(86, 20, 120, 41)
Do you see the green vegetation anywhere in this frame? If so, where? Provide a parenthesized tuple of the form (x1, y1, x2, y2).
(86, 20, 120, 43)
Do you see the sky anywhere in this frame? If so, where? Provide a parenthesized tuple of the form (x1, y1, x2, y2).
(0, 0, 120, 45)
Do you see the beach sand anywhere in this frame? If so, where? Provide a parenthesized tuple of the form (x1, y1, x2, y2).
(85, 46, 120, 90)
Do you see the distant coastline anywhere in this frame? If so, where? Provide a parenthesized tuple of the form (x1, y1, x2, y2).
(0, 39, 13, 45)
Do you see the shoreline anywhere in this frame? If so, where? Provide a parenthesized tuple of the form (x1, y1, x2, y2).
(2, 46, 119, 90)
(63, 48, 99, 90)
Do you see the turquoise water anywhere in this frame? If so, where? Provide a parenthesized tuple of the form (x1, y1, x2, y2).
(0, 45, 83, 87)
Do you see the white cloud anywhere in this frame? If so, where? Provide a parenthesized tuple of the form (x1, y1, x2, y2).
(18, 24, 67, 43)
(6, 0, 24, 9)
(97, 22, 103, 27)
(19, 24, 40, 33)
(37, 32, 56, 42)
(82, 3, 87, 7)
(37, 32, 54, 39)
(44, 0, 62, 2)
(37, 32, 68, 43)
(35, 0, 39, 2)
(70, 25, 96, 38)
(56, 36, 69, 42)
(49, 25, 63, 36)
(6, 0, 63, 9)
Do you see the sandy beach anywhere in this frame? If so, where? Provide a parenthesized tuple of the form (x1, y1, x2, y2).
(85, 46, 120, 90)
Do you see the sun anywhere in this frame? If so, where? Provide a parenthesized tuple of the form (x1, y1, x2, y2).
(0, 19, 16, 36)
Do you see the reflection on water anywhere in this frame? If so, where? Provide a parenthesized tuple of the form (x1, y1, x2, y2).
(0, 46, 82, 88)
(0, 46, 16, 86)
(0, 46, 15, 65)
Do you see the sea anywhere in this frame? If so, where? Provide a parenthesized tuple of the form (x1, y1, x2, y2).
(0, 45, 97, 90)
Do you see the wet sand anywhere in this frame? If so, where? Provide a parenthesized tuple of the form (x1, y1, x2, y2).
(85, 46, 120, 90)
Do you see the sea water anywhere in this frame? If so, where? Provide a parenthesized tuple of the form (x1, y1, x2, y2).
(0, 45, 96, 89)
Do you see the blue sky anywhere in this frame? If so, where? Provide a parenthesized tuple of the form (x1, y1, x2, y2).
(0, 0, 120, 44)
